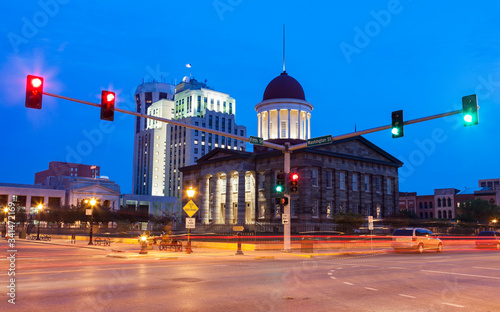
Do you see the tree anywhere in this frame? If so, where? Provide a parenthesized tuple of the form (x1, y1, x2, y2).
(332, 212, 365, 234)
(457, 199, 500, 223)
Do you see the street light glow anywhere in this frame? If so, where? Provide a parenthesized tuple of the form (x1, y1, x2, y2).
(37, 203, 43, 211)
(187, 187, 195, 198)
(90, 198, 96, 206)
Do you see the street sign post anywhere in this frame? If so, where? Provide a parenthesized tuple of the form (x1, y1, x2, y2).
(183, 200, 199, 217)
(249, 136, 264, 146)
(368, 216, 374, 250)
(307, 135, 333, 147)
(186, 218, 195, 229)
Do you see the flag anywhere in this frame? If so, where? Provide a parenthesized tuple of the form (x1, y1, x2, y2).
(186, 64, 191, 68)
(90, 165, 96, 170)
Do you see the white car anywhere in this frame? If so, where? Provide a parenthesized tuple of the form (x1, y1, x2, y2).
(391, 228, 443, 253)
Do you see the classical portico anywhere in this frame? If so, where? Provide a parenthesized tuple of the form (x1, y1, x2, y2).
(192, 168, 256, 225)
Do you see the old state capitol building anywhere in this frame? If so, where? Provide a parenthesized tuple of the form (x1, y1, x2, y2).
(181, 71, 402, 231)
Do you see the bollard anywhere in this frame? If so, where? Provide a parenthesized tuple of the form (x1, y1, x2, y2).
(235, 232, 244, 255)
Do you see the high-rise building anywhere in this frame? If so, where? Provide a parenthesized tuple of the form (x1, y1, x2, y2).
(132, 77, 246, 197)
(134, 82, 175, 134)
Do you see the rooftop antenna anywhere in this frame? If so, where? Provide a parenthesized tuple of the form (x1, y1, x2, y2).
(186, 63, 192, 78)
(283, 24, 286, 73)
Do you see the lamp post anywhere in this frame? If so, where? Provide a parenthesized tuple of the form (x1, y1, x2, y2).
(36, 204, 43, 240)
(3, 207, 8, 239)
(139, 234, 148, 254)
(88, 198, 96, 245)
(186, 187, 195, 254)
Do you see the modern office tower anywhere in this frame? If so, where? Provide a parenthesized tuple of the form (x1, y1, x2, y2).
(132, 77, 246, 197)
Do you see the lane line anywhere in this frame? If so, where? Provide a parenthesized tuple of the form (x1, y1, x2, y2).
(330, 276, 337, 280)
(328, 272, 333, 275)
(365, 287, 378, 291)
(343, 282, 354, 286)
(442, 303, 465, 308)
(472, 266, 500, 271)
(421, 269, 500, 280)
(388, 267, 406, 269)
(399, 294, 416, 299)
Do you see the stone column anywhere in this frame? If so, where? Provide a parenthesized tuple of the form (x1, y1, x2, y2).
(214, 174, 221, 224)
(287, 109, 291, 138)
(307, 113, 311, 139)
(201, 176, 210, 224)
(237, 172, 246, 225)
(267, 111, 270, 140)
(225, 173, 233, 224)
(298, 110, 302, 139)
(257, 113, 261, 137)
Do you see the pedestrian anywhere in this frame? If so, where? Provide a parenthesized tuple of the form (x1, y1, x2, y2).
(71, 233, 76, 244)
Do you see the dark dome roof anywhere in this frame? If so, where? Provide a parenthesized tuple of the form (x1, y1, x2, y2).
(263, 72, 305, 101)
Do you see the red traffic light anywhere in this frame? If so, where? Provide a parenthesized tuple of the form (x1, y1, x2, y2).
(100, 90, 115, 121)
(290, 172, 299, 194)
(25, 75, 44, 109)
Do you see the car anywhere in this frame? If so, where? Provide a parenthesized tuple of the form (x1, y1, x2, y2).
(475, 231, 500, 249)
(391, 228, 443, 253)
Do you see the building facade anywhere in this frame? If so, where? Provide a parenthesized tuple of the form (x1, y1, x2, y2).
(180, 71, 402, 229)
(35, 161, 100, 185)
(132, 77, 246, 197)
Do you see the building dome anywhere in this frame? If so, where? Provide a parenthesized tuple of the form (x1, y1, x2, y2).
(263, 71, 305, 101)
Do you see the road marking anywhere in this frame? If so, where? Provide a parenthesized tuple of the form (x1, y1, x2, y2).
(473, 266, 500, 271)
(398, 294, 416, 299)
(365, 287, 378, 291)
(330, 276, 337, 280)
(421, 269, 500, 280)
(442, 303, 465, 308)
(328, 272, 333, 275)
(343, 282, 354, 286)
(388, 266, 406, 269)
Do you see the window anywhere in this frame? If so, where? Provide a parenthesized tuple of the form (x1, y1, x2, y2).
(259, 203, 265, 219)
(387, 179, 391, 194)
(339, 172, 345, 190)
(312, 200, 319, 218)
(352, 174, 358, 191)
(326, 171, 332, 188)
(259, 173, 265, 189)
(340, 201, 346, 213)
(447, 198, 451, 207)
(232, 175, 238, 192)
(281, 121, 286, 138)
(437, 198, 441, 207)
(326, 201, 333, 218)
(364, 175, 369, 192)
(375, 177, 381, 193)
(312, 168, 318, 186)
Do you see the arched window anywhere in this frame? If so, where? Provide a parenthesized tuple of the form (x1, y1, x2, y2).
(430, 212, 433, 218)
(437, 198, 441, 207)
(424, 202, 428, 209)
(419, 202, 423, 209)
(420, 212, 424, 218)
(448, 210, 452, 219)
(489, 198, 495, 205)
(447, 198, 452, 207)
(425, 212, 428, 219)
(429, 202, 433, 209)
(438, 211, 442, 219)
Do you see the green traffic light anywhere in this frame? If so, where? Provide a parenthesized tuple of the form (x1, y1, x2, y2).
(462, 94, 478, 127)
(391, 128, 399, 135)
(464, 114, 472, 123)
(276, 185, 283, 192)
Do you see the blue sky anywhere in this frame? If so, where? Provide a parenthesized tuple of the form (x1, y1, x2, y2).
(1, 0, 499, 195)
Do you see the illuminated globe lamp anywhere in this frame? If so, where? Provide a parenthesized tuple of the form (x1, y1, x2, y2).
(139, 235, 148, 254)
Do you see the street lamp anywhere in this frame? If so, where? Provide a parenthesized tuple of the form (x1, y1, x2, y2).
(87, 198, 96, 245)
(36, 204, 43, 240)
(139, 234, 148, 254)
(492, 219, 498, 225)
(3, 207, 8, 239)
(186, 187, 195, 254)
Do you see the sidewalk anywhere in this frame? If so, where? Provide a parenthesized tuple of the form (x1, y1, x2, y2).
(20, 237, 391, 260)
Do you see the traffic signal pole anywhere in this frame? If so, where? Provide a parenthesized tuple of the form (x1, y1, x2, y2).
(283, 143, 291, 252)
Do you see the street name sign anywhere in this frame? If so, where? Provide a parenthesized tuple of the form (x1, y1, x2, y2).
(249, 136, 264, 146)
(307, 135, 333, 147)
(186, 218, 195, 229)
(183, 200, 199, 217)
(282, 213, 289, 225)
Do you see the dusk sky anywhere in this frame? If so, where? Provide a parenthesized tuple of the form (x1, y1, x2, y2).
(1, 0, 499, 195)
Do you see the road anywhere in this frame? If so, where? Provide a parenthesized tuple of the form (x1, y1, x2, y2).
(1, 240, 500, 311)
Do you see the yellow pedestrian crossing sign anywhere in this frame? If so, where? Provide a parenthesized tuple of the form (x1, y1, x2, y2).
(183, 200, 199, 217)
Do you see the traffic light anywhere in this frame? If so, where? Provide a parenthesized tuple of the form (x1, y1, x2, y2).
(276, 172, 285, 194)
(290, 172, 299, 194)
(25, 75, 44, 109)
(462, 94, 478, 127)
(275, 197, 288, 206)
(391, 110, 404, 138)
(100, 90, 115, 121)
